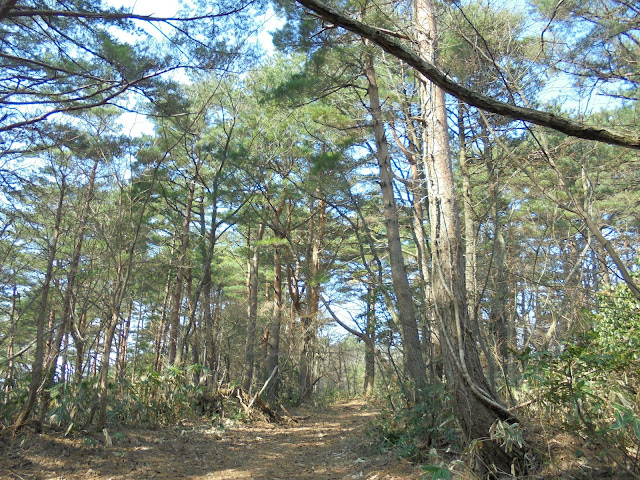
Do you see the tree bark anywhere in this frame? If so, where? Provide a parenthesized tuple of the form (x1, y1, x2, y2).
(96, 308, 120, 430)
(264, 238, 283, 401)
(414, 0, 525, 473)
(168, 178, 196, 366)
(12, 175, 66, 432)
(364, 50, 427, 397)
(298, 196, 325, 403)
(243, 222, 266, 391)
(487, 149, 510, 380)
(116, 299, 133, 383)
(363, 281, 376, 396)
(153, 268, 173, 372)
(458, 104, 477, 322)
(3, 286, 19, 404)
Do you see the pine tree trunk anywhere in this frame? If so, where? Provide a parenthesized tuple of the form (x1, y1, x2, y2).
(243, 223, 265, 391)
(3, 286, 19, 404)
(154, 269, 173, 372)
(415, 0, 525, 473)
(168, 179, 195, 366)
(363, 281, 376, 396)
(12, 176, 66, 432)
(364, 50, 427, 397)
(298, 196, 325, 403)
(458, 104, 477, 321)
(265, 239, 283, 401)
(116, 300, 133, 383)
(96, 309, 120, 430)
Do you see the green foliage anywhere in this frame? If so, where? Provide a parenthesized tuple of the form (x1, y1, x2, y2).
(370, 384, 458, 461)
(44, 380, 95, 429)
(523, 276, 640, 471)
(489, 419, 524, 453)
(420, 464, 451, 480)
(0, 383, 29, 425)
(111, 365, 207, 426)
(0, 365, 223, 432)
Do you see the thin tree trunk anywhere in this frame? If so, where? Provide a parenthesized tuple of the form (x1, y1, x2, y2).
(298, 195, 325, 403)
(459, 104, 497, 389)
(483, 123, 509, 383)
(154, 268, 173, 372)
(95, 308, 120, 429)
(71, 311, 87, 386)
(3, 286, 19, 404)
(392, 111, 438, 380)
(61, 329, 69, 385)
(458, 103, 477, 321)
(116, 299, 133, 383)
(131, 302, 144, 383)
(243, 222, 266, 391)
(364, 50, 427, 398)
(42, 158, 100, 397)
(94, 156, 162, 430)
(265, 238, 283, 401)
(363, 281, 376, 396)
(175, 258, 195, 366)
(13, 176, 66, 432)
(168, 178, 196, 366)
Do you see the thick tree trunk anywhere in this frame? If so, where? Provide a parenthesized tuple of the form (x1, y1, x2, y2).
(364, 51, 427, 397)
(414, 0, 524, 473)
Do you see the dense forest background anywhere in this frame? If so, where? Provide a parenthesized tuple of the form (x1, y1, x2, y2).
(1, 0, 639, 477)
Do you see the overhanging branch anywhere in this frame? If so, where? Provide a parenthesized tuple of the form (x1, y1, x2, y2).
(294, 0, 640, 150)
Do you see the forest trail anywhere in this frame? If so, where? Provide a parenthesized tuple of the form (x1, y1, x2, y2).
(1, 401, 421, 480)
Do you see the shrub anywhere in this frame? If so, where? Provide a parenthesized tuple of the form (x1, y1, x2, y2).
(523, 276, 640, 473)
(370, 382, 458, 461)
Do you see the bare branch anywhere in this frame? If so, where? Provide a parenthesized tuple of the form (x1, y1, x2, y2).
(4, 3, 255, 22)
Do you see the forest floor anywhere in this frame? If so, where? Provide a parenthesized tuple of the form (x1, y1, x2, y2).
(0, 401, 423, 480)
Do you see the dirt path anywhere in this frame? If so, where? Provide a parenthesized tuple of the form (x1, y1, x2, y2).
(1, 402, 422, 480)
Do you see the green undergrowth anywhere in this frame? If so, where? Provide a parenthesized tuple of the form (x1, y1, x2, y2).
(520, 277, 640, 476)
(1, 364, 246, 434)
(368, 382, 459, 462)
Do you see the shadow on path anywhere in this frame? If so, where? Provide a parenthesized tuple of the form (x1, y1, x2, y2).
(1, 402, 420, 480)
